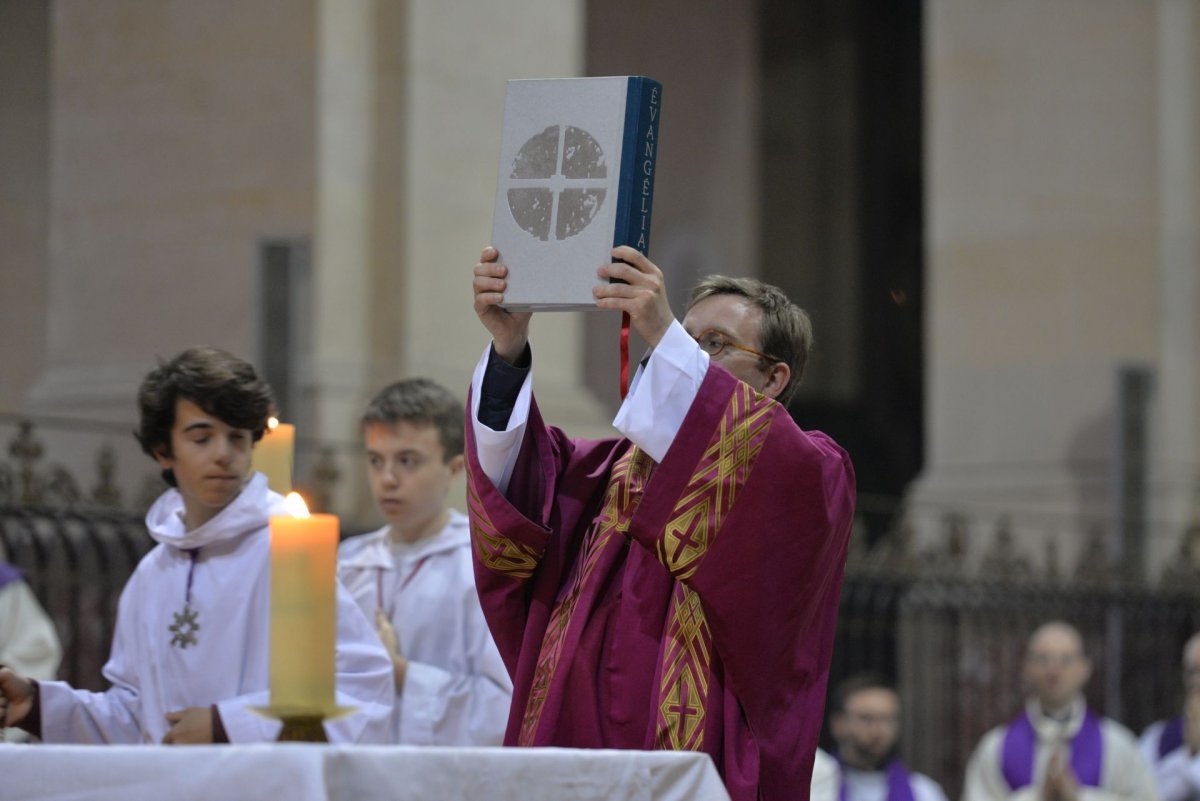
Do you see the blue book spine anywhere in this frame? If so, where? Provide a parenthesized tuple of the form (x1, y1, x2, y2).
(613, 76, 662, 257)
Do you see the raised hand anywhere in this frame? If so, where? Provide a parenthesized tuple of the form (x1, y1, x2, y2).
(473, 247, 532, 365)
(593, 246, 675, 347)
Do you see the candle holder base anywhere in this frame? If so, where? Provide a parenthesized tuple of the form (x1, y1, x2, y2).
(249, 705, 356, 743)
(277, 714, 328, 742)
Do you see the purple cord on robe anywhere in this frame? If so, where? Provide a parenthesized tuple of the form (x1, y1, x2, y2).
(1159, 716, 1184, 758)
(837, 757, 916, 801)
(0, 561, 24, 592)
(1000, 709, 1104, 790)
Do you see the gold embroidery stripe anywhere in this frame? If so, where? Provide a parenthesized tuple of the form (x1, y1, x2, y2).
(659, 384, 775, 580)
(655, 585, 712, 751)
(518, 448, 651, 744)
(466, 458, 542, 580)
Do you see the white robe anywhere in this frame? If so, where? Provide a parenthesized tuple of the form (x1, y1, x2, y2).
(809, 748, 948, 801)
(0, 573, 62, 743)
(840, 764, 949, 801)
(0, 576, 61, 679)
(963, 697, 1157, 801)
(811, 749, 839, 801)
(36, 473, 394, 744)
(338, 510, 512, 744)
(1138, 719, 1200, 801)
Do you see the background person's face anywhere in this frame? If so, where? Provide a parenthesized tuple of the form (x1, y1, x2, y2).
(831, 687, 901, 769)
(1024, 627, 1091, 710)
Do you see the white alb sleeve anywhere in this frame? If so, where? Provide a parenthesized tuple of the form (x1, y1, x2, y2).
(469, 344, 533, 496)
(612, 319, 708, 463)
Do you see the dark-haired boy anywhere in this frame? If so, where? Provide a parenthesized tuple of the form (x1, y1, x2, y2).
(0, 347, 393, 743)
(338, 378, 512, 744)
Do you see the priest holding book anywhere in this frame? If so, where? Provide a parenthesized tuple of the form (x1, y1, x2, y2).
(466, 244, 856, 801)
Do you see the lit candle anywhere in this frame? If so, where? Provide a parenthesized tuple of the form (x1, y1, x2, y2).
(252, 417, 295, 495)
(269, 492, 337, 713)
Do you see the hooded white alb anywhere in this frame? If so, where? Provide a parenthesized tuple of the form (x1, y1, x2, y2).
(37, 472, 394, 743)
(338, 510, 513, 744)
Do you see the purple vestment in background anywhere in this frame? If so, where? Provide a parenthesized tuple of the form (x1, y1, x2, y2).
(0, 562, 24, 591)
(466, 364, 856, 801)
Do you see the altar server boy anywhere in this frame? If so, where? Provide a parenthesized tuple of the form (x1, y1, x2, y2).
(0, 347, 393, 743)
(338, 378, 512, 744)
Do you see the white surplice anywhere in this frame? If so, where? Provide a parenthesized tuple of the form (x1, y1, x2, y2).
(36, 472, 394, 744)
(1139, 718, 1200, 801)
(963, 697, 1157, 801)
(338, 510, 512, 744)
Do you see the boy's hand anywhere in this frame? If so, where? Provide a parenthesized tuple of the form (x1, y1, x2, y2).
(0, 668, 34, 727)
(376, 608, 401, 656)
(473, 247, 532, 365)
(594, 246, 675, 347)
(162, 707, 214, 744)
(376, 609, 409, 692)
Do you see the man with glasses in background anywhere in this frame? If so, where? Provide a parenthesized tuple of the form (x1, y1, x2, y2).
(963, 621, 1155, 801)
(821, 673, 948, 801)
(463, 245, 856, 801)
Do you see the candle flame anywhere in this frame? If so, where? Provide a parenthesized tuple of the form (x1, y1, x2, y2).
(284, 492, 310, 519)
(267, 416, 280, 431)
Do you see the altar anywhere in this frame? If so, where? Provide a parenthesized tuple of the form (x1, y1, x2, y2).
(0, 744, 731, 801)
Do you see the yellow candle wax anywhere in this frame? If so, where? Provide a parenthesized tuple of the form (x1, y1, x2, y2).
(253, 418, 295, 495)
(269, 493, 337, 714)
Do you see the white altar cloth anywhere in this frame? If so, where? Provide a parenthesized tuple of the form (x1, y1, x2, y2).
(0, 744, 732, 801)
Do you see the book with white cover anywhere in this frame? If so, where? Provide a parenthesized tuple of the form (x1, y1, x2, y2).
(492, 76, 662, 311)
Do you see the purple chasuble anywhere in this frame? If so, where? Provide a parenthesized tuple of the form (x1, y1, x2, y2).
(1159, 716, 1184, 758)
(1000, 710, 1104, 790)
(465, 364, 857, 801)
(0, 561, 24, 591)
(837, 758, 917, 801)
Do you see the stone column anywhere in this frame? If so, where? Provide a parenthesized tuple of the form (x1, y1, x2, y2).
(26, 1, 316, 422)
(309, 0, 599, 517)
(398, 0, 601, 431)
(913, 0, 1163, 575)
(0, 0, 49, 414)
(309, 0, 380, 514)
(1150, 0, 1200, 562)
(19, 1, 315, 500)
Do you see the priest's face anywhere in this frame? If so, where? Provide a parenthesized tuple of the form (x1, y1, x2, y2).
(154, 397, 252, 530)
(831, 687, 901, 770)
(364, 421, 464, 543)
(682, 294, 789, 400)
(1024, 623, 1092, 711)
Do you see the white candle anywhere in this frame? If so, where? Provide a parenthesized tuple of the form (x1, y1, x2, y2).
(268, 492, 337, 713)
(252, 417, 295, 495)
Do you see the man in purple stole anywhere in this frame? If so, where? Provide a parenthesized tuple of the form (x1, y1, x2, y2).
(0, 562, 61, 683)
(963, 622, 1155, 801)
(0, 560, 62, 742)
(466, 246, 856, 801)
(827, 674, 948, 801)
(1138, 632, 1200, 801)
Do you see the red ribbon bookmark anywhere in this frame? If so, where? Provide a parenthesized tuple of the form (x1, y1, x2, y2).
(619, 311, 631, 400)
